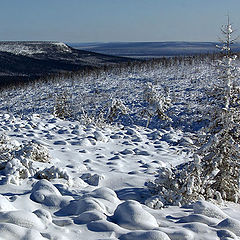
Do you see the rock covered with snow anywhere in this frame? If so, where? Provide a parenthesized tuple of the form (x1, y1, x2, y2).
(216, 217, 240, 236)
(0, 210, 45, 230)
(80, 173, 104, 186)
(86, 187, 121, 214)
(87, 219, 125, 233)
(0, 195, 16, 211)
(193, 200, 228, 220)
(30, 179, 72, 208)
(56, 197, 106, 216)
(112, 200, 159, 230)
(119, 230, 171, 240)
(93, 130, 109, 142)
(74, 210, 107, 224)
(0, 223, 46, 240)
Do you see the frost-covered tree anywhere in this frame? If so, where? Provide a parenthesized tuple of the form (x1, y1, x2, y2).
(196, 16, 240, 202)
(146, 17, 240, 207)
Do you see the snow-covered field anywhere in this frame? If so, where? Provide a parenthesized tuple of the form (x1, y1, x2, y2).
(0, 59, 240, 239)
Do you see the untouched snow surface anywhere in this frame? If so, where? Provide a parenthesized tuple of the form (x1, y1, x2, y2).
(0, 113, 239, 240)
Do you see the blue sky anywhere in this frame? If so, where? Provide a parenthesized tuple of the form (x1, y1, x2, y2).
(0, 0, 240, 42)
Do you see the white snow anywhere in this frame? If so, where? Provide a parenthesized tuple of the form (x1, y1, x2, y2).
(0, 112, 238, 239)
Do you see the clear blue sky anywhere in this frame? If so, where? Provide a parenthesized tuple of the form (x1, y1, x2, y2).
(0, 0, 240, 42)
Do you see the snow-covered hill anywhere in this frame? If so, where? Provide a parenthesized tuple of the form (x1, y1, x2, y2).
(70, 41, 240, 58)
(0, 41, 72, 56)
(0, 41, 134, 85)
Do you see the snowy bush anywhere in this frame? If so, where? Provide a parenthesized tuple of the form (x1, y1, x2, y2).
(105, 98, 130, 123)
(35, 166, 71, 182)
(0, 135, 51, 185)
(0, 134, 20, 169)
(80, 97, 130, 127)
(140, 82, 171, 127)
(4, 158, 36, 185)
(15, 141, 50, 163)
(53, 91, 73, 120)
(146, 155, 202, 207)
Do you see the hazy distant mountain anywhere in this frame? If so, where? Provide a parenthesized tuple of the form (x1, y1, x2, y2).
(0, 41, 132, 85)
(69, 41, 240, 58)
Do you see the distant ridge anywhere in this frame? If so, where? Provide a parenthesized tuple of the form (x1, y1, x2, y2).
(69, 41, 240, 58)
(0, 41, 133, 85)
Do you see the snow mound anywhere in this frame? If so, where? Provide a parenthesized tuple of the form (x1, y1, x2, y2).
(217, 217, 240, 236)
(0, 195, 16, 211)
(74, 210, 107, 224)
(86, 187, 121, 214)
(56, 197, 106, 216)
(176, 214, 219, 226)
(112, 200, 159, 230)
(181, 222, 214, 234)
(0, 210, 45, 230)
(30, 179, 72, 208)
(88, 187, 119, 202)
(78, 138, 93, 146)
(119, 230, 171, 240)
(33, 209, 52, 224)
(193, 200, 228, 220)
(87, 220, 125, 233)
(0, 223, 45, 240)
(80, 173, 104, 186)
(158, 227, 195, 240)
(93, 130, 109, 142)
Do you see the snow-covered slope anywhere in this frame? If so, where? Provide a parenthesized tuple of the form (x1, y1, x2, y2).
(0, 57, 240, 239)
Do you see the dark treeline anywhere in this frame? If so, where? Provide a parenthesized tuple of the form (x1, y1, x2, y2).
(0, 50, 238, 91)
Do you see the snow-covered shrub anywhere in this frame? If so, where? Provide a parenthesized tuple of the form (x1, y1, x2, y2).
(0, 135, 51, 185)
(140, 82, 171, 127)
(4, 158, 36, 185)
(0, 134, 20, 169)
(146, 154, 202, 207)
(53, 91, 73, 120)
(80, 97, 130, 127)
(35, 166, 71, 181)
(15, 141, 50, 163)
(105, 98, 130, 123)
